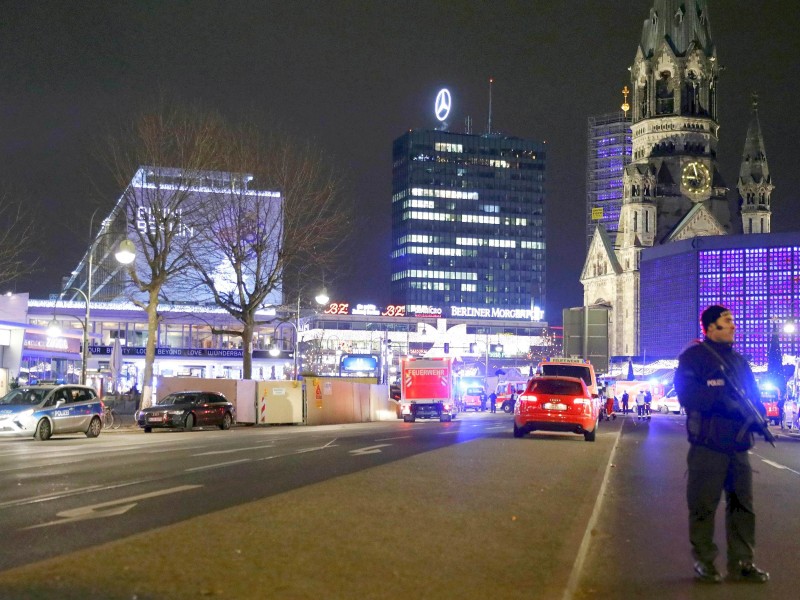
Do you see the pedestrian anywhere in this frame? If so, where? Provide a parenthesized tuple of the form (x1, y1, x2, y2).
(480, 391, 487, 412)
(621, 391, 629, 414)
(635, 389, 646, 420)
(489, 392, 497, 413)
(784, 396, 797, 431)
(605, 395, 614, 420)
(129, 384, 141, 412)
(674, 305, 769, 584)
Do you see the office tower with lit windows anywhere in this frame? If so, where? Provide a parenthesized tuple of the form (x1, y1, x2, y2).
(390, 130, 546, 314)
(585, 111, 631, 249)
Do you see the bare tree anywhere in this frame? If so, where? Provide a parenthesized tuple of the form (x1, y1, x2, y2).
(187, 128, 349, 379)
(105, 103, 229, 407)
(0, 188, 39, 287)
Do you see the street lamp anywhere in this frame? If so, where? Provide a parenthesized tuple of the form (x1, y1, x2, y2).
(49, 224, 135, 385)
(271, 287, 329, 380)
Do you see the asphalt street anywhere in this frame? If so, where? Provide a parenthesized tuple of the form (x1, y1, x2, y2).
(0, 412, 797, 599)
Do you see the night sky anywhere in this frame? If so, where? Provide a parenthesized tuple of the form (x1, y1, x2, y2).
(2, 1, 798, 325)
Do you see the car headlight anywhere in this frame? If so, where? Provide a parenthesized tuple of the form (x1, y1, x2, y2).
(167, 410, 185, 416)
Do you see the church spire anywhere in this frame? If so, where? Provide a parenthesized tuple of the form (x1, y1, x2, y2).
(639, 0, 714, 59)
(738, 92, 773, 234)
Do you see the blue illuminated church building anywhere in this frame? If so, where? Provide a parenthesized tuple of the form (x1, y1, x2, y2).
(581, 0, 798, 365)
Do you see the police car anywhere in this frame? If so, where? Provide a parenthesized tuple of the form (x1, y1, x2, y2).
(0, 384, 104, 440)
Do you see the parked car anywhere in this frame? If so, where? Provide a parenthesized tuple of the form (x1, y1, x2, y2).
(513, 376, 599, 442)
(652, 388, 683, 414)
(137, 391, 236, 433)
(0, 384, 103, 440)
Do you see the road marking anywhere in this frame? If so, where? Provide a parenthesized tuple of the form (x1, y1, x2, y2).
(761, 459, 800, 475)
(350, 444, 391, 455)
(196, 444, 276, 456)
(375, 435, 411, 441)
(25, 485, 202, 529)
(296, 439, 338, 454)
(562, 422, 624, 600)
(185, 459, 251, 472)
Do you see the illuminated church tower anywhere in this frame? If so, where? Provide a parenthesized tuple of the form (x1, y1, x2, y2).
(738, 93, 773, 234)
(581, 0, 731, 357)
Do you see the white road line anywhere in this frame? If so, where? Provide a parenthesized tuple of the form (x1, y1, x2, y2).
(375, 435, 412, 441)
(196, 445, 275, 456)
(0, 479, 151, 510)
(562, 425, 624, 600)
(295, 438, 338, 454)
(761, 459, 800, 475)
(184, 459, 251, 472)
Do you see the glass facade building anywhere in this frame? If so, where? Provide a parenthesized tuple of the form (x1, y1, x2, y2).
(585, 111, 631, 249)
(390, 130, 546, 313)
(641, 232, 800, 365)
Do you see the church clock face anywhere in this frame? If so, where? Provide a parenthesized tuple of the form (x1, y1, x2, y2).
(681, 161, 711, 196)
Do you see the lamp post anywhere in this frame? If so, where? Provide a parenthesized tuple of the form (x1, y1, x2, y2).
(270, 285, 329, 380)
(49, 217, 136, 385)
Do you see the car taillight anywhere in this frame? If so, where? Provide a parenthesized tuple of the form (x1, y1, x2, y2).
(522, 394, 537, 406)
(572, 397, 592, 412)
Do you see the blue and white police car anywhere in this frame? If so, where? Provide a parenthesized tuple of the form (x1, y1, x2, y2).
(0, 384, 104, 440)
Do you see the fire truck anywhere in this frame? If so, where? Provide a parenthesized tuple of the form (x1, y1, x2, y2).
(400, 357, 456, 422)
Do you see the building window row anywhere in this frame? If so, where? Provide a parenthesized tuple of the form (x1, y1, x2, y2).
(392, 270, 478, 282)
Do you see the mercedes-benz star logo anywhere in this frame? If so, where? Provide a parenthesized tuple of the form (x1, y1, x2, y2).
(435, 89, 451, 122)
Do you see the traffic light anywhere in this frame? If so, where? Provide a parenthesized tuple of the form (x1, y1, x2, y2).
(444, 342, 450, 354)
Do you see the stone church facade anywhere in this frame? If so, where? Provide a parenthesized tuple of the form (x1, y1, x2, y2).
(581, 0, 772, 357)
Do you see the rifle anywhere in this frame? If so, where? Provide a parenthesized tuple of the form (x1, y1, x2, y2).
(698, 341, 776, 447)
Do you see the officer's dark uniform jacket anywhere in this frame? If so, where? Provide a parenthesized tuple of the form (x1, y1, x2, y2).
(674, 338, 765, 454)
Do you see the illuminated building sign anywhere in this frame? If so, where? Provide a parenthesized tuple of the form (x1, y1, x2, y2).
(381, 305, 406, 317)
(351, 303, 381, 316)
(409, 342, 434, 356)
(340, 354, 379, 372)
(450, 306, 544, 321)
(407, 305, 443, 318)
(23, 333, 79, 353)
(435, 89, 451, 122)
(88, 345, 277, 359)
(323, 302, 350, 315)
(136, 206, 195, 238)
(321, 301, 542, 321)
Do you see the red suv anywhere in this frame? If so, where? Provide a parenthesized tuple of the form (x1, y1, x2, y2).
(513, 376, 599, 442)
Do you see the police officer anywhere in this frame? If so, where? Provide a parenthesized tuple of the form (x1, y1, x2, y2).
(674, 305, 769, 584)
